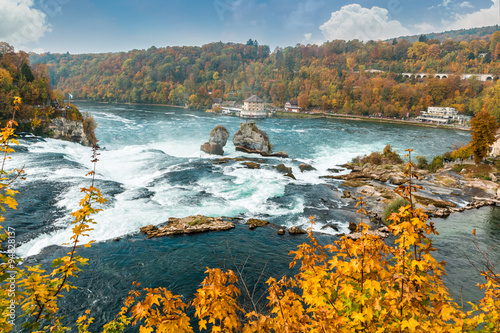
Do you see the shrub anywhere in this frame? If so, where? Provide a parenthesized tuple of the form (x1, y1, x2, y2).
(351, 156, 361, 164)
(361, 151, 382, 165)
(415, 155, 428, 169)
(356, 145, 403, 166)
(382, 197, 410, 223)
(451, 144, 472, 161)
(382, 144, 403, 164)
(429, 155, 444, 172)
(452, 164, 465, 173)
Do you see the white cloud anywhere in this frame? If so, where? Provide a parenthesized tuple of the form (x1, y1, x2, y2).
(319, 4, 410, 41)
(428, 0, 452, 10)
(302, 33, 312, 44)
(441, 0, 453, 7)
(411, 22, 436, 35)
(0, 0, 50, 47)
(459, 2, 474, 8)
(445, 0, 499, 30)
(29, 47, 46, 54)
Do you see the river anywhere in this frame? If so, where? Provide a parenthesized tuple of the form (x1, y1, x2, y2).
(7, 102, 499, 330)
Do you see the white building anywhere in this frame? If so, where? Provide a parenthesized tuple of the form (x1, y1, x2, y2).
(416, 107, 470, 124)
(241, 95, 267, 118)
(243, 95, 265, 112)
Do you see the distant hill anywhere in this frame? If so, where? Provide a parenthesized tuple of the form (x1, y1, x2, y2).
(28, 31, 500, 119)
(395, 25, 500, 43)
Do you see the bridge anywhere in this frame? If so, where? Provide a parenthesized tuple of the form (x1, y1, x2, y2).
(401, 73, 495, 81)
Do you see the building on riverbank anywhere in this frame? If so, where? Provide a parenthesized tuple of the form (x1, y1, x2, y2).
(243, 95, 265, 112)
(284, 100, 301, 113)
(416, 107, 471, 125)
(241, 95, 267, 118)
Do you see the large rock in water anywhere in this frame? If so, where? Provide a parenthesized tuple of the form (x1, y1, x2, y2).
(209, 125, 229, 146)
(233, 122, 271, 154)
(201, 125, 229, 155)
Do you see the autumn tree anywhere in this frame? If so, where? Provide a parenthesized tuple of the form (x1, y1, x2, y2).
(471, 109, 499, 163)
(482, 80, 500, 122)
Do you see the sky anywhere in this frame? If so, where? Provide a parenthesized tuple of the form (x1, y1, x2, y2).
(0, 0, 499, 54)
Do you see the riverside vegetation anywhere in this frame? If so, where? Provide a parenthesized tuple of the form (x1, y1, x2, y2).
(1, 100, 500, 332)
(339, 109, 499, 224)
(28, 26, 500, 122)
(0, 43, 97, 146)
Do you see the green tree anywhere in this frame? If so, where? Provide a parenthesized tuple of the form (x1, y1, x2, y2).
(471, 109, 499, 164)
(418, 34, 428, 43)
(21, 63, 34, 83)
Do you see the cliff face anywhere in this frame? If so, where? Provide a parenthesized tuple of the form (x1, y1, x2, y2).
(48, 118, 90, 146)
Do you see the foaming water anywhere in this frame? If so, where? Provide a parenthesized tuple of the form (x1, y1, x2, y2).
(12, 102, 471, 258)
(11, 102, 500, 331)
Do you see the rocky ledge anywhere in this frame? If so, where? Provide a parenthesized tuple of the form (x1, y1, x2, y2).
(330, 161, 500, 220)
(140, 215, 235, 238)
(234, 145, 289, 158)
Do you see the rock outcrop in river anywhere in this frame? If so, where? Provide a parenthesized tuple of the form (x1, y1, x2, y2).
(233, 122, 271, 154)
(201, 125, 229, 155)
(233, 122, 288, 157)
(140, 215, 235, 237)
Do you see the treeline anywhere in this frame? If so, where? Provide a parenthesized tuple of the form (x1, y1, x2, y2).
(28, 29, 500, 119)
(0, 42, 55, 124)
(399, 25, 500, 43)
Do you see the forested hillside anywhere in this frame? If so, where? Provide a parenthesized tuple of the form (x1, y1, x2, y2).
(398, 25, 500, 43)
(0, 42, 54, 124)
(30, 29, 500, 119)
(0, 42, 97, 143)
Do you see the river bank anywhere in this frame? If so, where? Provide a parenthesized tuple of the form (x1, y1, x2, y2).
(332, 157, 500, 225)
(274, 111, 471, 132)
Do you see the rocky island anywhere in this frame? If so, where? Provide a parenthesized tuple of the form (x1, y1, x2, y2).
(233, 122, 288, 157)
(140, 215, 235, 238)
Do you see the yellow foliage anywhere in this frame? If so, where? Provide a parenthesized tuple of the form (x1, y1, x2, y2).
(1, 99, 500, 332)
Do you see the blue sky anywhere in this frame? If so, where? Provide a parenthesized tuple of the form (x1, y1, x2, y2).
(1, 0, 498, 54)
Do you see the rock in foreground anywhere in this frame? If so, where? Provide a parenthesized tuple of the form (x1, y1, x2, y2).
(344, 226, 391, 240)
(140, 215, 235, 238)
(246, 218, 269, 229)
(299, 163, 316, 172)
(274, 164, 292, 174)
